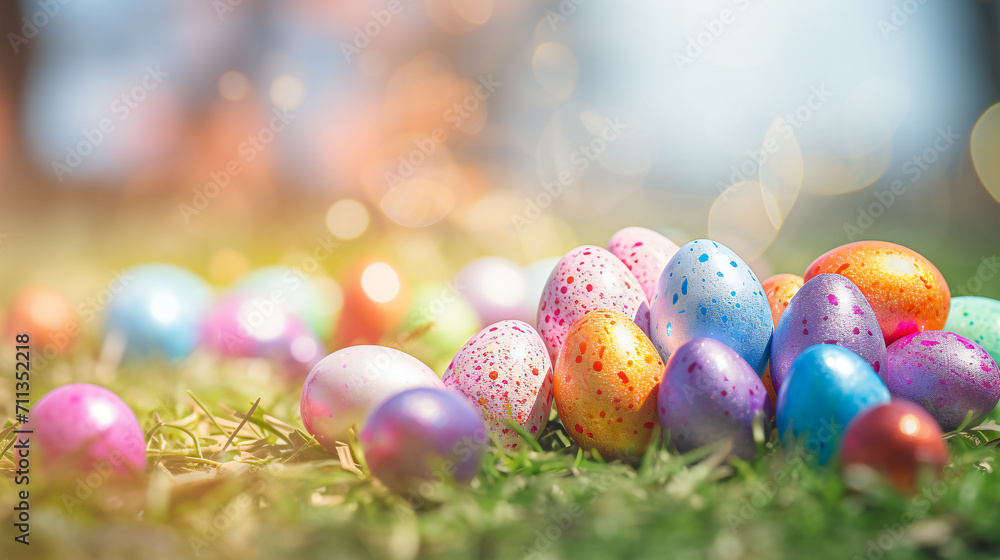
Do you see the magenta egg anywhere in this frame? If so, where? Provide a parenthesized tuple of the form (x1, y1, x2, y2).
(884, 331, 1000, 431)
(537, 245, 649, 363)
(607, 227, 680, 303)
(360, 388, 487, 494)
(27, 383, 146, 475)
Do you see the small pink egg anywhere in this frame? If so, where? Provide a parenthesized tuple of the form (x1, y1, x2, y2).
(607, 227, 680, 303)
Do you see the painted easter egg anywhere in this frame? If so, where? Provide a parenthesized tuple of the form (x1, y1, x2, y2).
(104, 264, 214, 360)
(658, 338, 771, 459)
(300, 346, 444, 451)
(4, 286, 78, 357)
(883, 331, 1000, 431)
(537, 246, 650, 364)
(234, 267, 339, 341)
(336, 261, 410, 347)
(650, 239, 772, 376)
(804, 241, 950, 344)
(770, 274, 887, 391)
(456, 257, 532, 325)
(400, 283, 482, 373)
(443, 320, 554, 450)
(554, 310, 663, 462)
(27, 383, 146, 475)
(777, 344, 890, 464)
(760, 274, 804, 405)
(360, 388, 487, 494)
(607, 226, 680, 303)
(841, 399, 948, 492)
(944, 296, 1000, 367)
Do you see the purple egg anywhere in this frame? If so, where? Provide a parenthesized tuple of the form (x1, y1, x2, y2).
(885, 331, 1000, 431)
(27, 383, 146, 475)
(360, 388, 487, 494)
(771, 274, 886, 391)
(658, 338, 771, 459)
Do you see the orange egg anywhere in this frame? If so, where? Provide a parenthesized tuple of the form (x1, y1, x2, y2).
(554, 309, 663, 462)
(336, 262, 410, 347)
(804, 241, 949, 345)
(4, 286, 78, 356)
(760, 274, 803, 406)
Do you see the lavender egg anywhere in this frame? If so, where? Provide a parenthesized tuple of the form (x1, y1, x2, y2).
(607, 227, 680, 303)
(884, 331, 1000, 431)
(650, 239, 772, 376)
(300, 346, 445, 451)
(456, 257, 532, 325)
(360, 388, 487, 494)
(658, 338, 771, 459)
(771, 274, 886, 392)
(537, 245, 650, 363)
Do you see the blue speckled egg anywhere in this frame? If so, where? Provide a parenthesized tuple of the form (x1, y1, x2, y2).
(944, 296, 1000, 368)
(776, 344, 890, 464)
(771, 274, 887, 391)
(650, 239, 772, 376)
(104, 264, 214, 360)
(658, 338, 771, 459)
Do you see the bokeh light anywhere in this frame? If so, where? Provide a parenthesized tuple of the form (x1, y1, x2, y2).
(361, 262, 401, 303)
(326, 199, 371, 240)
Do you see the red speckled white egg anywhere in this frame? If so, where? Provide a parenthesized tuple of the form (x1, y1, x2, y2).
(444, 320, 554, 450)
(607, 227, 680, 303)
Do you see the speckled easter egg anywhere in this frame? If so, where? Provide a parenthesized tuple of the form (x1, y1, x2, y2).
(804, 241, 950, 345)
(883, 331, 1000, 431)
(300, 346, 445, 451)
(841, 399, 948, 493)
(650, 239, 772, 376)
(777, 344, 890, 464)
(443, 320, 554, 450)
(607, 227, 680, 303)
(944, 296, 1000, 368)
(537, 246, 650, 364)
(760, 274, 804, 405)
(554, 310, 663, 462)
(360, 388, 487, 494)
(771, 274, 887, 391)
(658, 338, 771, 459)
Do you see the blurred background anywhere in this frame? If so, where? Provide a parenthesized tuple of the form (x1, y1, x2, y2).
(2, 0, 1000, 370)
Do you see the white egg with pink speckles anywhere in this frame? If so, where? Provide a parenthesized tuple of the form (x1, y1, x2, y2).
(443, 320, 554, 450)
(536, 245, 650, 363)
(607, 227, 680, 303)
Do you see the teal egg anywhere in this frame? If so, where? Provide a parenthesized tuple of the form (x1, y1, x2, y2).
(944, 296, 1000, 367)
(234, 267, 337, 341)
(776, 344, 890, 464)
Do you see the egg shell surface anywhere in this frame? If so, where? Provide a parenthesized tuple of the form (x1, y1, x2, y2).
(607, 227, 680, 303)
(944, 296, 1000, 368)
(760, 273, 804, 405)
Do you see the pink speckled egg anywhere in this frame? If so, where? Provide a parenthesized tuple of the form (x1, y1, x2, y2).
(884, 331, 1000, 431)
(606, 227, 680, 303)
(443, 320, 554, 450)
(537, 245, 650, 363)
(300, 346, 445, 451)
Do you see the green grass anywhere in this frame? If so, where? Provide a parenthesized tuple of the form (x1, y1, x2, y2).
(5, 350, 1000, 560)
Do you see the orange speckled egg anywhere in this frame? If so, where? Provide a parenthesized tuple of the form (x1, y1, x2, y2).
(804, 241, 949, 345)
(760, 274, 804, 405)
(554, 309, 663, 462)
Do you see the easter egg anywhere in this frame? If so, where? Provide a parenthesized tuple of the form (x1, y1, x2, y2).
(400, 283, 482, 372)
(944, 296, 1000, 367)
(804, 241, 950, 344)
(4, 286, 78, 357)
(607, 227, 680, 303)
(770, 274, 887, 391)
(443, 320, 554, 450)
(360, 388, 487, 494)
(777, 344, 890, 463)
(456, 257, 532, 325)
(521, 257, 561, 322)
(841, 399, 948, 492)
(104, 264, 213, 360)
(554, 310, 663, 462)
(336, 261, 410, 347)
(650, 239, 772, 376)
(234, 267, 339, 341)
(883, 331, 1000, 431)
(300, 346, 444, 451)
(658, 338, 771, 459)
(537, 246, 650, 363)
(760, 274, 804, 405)
(27, 383, 146, 475)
